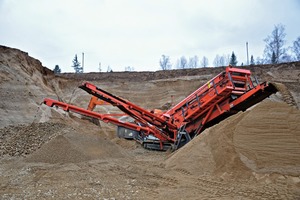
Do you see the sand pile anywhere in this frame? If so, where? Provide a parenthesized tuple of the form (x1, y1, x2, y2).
(234, 101, 300, 175)
(0, 120, 126, 163)
(25, 135, 91, 164)
(165, 101, 300, 178)
(25, 124, 127, 164)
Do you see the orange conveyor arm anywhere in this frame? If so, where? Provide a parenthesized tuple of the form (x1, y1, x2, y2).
(79, 82, 177, 132)
(43, 98, 173, 142)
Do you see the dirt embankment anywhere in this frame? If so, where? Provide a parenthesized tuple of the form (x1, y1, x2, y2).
(0, 46, 52, 83)
(0, 46, 56, 128)
(59, 61, 300, 83)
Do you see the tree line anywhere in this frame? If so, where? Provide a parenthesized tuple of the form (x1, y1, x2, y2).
(54, 23, 300, 74)
(159, 24, 300, 70)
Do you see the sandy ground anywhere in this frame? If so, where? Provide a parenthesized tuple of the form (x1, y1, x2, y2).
(0, 45, 300, 199)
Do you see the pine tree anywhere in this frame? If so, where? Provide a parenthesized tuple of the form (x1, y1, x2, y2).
(229, 51, 238, 66)
(107, 65, 113, 72)
(72, 54, 83, 73)
(271, 51, 277, 64)
(250, 55, 255, 65)
(53, 65, 61, 74)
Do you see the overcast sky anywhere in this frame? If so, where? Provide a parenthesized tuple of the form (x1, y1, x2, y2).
(1, 0, 299, 72)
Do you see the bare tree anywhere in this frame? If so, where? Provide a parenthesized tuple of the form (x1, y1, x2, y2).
(177, 56, 188, 69)
(213, 54, 230, 67)
(213, 54, 221, 67)
(281, 54, 294, 62)
(292, 36, 300, 61)
(219, 56, 225, 66)
(223, 54, 231, 66)
(125, 66, 134, 71)
(159, 55, 172, 70)
(263, 24, 287, 64)
(200, 56, 209, 67)
(188, 55, 199, 68)
(256, 56, 265, 65)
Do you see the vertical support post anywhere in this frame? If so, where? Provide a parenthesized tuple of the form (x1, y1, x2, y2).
(82, 52, 84, 72)
(227, 72, 235, 89)
(196, 94, 201, 107)
(181, 107, 185, 119)
(212, 80, 218, 95)
(246, 42, 249, 66)
(254, 76, 259, 86)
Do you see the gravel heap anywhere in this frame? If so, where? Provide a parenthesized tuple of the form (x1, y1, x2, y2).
(0, 122, 73, 157)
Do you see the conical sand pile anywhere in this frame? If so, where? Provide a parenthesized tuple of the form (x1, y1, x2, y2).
(165, 101, 300, 178)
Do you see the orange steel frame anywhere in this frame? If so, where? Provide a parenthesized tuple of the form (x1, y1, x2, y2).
(87, 96, 110, 111)
(44, 66, 277, 148)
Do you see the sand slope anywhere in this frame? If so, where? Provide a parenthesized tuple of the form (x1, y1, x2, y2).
(166, 101, 300, 179)
(234, 101, 300, 175)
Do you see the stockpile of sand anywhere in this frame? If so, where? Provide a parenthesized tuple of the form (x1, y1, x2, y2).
(234, 101, 300, 175)
(0, 119, 126, 163)
(25, 134, 91, 164)
(165, 101, 300, 178)
(25, 125, 127, 164)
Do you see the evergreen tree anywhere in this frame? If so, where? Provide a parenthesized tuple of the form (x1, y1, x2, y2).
(229, 51, 238, 66)
(250, 55, 255, 65)
(71, 54, 83, 73)
(271, 51, 277, 64)
(107, 65, 113, 72)
(53, 65, 61, 74)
